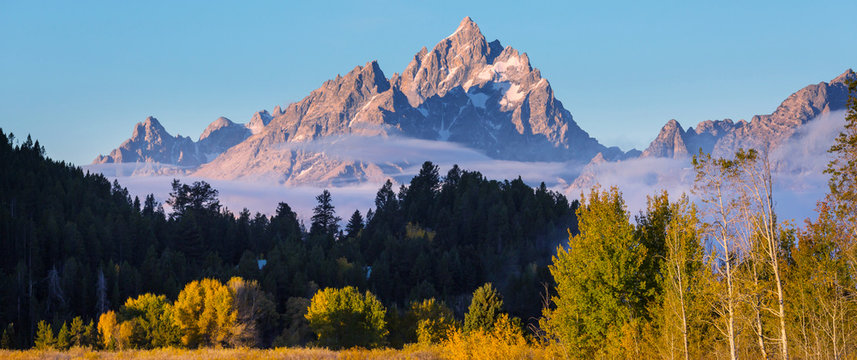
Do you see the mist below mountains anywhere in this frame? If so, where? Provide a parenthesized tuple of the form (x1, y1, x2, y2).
(86, 109, 847, 225)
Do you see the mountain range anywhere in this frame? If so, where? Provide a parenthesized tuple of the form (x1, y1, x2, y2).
(640, 70, 854, 159)
(92, 17, 855, 187)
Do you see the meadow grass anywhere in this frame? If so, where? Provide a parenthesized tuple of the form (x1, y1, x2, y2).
(0, 346, 443, 360)
(0, 342, 555, 360)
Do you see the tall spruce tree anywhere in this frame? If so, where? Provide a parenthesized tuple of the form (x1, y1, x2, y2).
(345, 210, 364, 239)
(310, 190, 340, 239)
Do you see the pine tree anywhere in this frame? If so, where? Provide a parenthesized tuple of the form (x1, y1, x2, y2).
(83, 320, 97, 349)
(825, 78, 857, 231)
(96, 268, 109, 315)
(55, 322, 71, 350)
(402, 161, 440, 224)
(310, 190, 341, 239)
(345, 210, 364, 239)
(1, 323, 14, 349)
(463, 283, 504, 333)
(33, 320, 55, 350)
(166, 179, 221, 219)
(68, 316, 85, 347)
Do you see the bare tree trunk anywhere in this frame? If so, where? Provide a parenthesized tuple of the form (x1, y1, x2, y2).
(721, 217, 738, 360)
(737, 150, 789, 360)
(715, 172, 739, 360)
(757, 154, 788, 359)
(751, 262, 768, 359)
(773, 264, 789, 359)
(693, 151, 743, 360)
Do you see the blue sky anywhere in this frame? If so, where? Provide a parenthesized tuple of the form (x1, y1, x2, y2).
(2, 0, 855, 165)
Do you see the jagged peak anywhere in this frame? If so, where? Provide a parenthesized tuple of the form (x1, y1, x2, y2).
(248, 110, 273, 134)
(321, 61, 390, 94)
(365, 60, 383, 73)
(663, 119, 683, 131)
(354, 60, 390, 92)
(443, 16, 487, 48)
(132, 116, 168, 139)
(448, 16, 480, 38)
(134, 116, 166, 135)
(415, 46, 428, 59)
(832, 68, 856, 84)
(341, 60, 385, 80)
(141, 116, 162, 127)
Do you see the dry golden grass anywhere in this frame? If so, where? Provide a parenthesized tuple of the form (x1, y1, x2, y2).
(0, 343, 556, 360)
(0, 347, 444, 360)
(0, 321, 561, 360)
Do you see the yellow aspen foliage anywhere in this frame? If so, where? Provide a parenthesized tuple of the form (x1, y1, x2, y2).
(97, 311, 118, 350)
(441, 313, 537, 360)
(116, 321, 138, 350)
(172, 278, 237, 348)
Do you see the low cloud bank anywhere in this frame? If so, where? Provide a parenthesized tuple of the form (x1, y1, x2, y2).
(86, 110, 846, 226)
(279, 135, 584, 187)
(564, 110, 847, 223)
(564, 157, 696, 216)
(93, 174, 380, 225)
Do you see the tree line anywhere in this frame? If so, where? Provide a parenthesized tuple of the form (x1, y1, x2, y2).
(0, 129, 575, 349)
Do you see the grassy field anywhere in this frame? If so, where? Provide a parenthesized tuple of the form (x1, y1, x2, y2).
(0, 344, 553, 360)
(0, 347, 441, 360)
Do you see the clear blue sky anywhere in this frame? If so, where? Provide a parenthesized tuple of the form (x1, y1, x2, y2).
(2, 0, 855, 165)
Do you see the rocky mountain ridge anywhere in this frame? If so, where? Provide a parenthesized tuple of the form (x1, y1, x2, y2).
(93, 111, 272, 167)
(92, 17, 854, 188)
(98, 17, 622, 184)
(640, 69, 855, 159)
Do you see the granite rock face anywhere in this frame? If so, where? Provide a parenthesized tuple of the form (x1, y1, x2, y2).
(194, 17, 614, 184)
(93, 117, 203, 166)
(640, 119, 690, 159)
(94, 115, 255, 168)
(247, 110, 276, 135)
